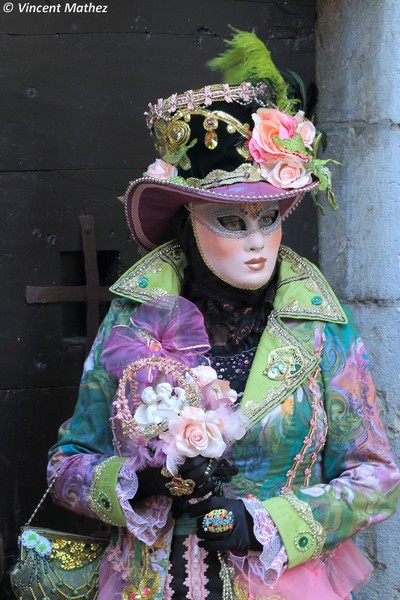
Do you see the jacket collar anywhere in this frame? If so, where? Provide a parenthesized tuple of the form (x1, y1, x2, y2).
(110, 240, 347, 325)
(111, 241, 347, 424)
(110, 240, 186, 302)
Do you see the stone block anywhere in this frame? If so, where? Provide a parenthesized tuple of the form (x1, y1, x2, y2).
(316, 0, 400, 124)
(318, 123, 400, 302)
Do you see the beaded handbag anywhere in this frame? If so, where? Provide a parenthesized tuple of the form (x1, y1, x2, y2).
(10, 477, 109, 600)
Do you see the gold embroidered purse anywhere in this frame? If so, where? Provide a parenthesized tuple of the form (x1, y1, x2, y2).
(10, 476, 109, 600)
(10, 527, 108, 600)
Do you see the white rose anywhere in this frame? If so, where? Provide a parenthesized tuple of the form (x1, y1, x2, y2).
(191, 365, 218, 386)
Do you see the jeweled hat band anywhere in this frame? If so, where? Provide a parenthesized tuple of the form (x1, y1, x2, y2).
(145, 81, 278, 127)
(186, 163, 262, 190)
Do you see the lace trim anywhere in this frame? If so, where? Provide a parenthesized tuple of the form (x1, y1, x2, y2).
(242, 496, 287, 587)
(164, 563, 174, 600)
(116, 460, 172, 545)
(183, 535, 210, 600)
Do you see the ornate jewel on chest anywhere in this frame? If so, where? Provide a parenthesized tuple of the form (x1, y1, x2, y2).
(265, 345, 304, 380)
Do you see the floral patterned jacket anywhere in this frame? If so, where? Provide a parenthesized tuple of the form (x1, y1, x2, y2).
(48, 242, 400, 599)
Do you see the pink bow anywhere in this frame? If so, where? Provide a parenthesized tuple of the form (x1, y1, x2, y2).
(101, 296, 211, 381)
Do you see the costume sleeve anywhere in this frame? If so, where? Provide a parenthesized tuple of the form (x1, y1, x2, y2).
(47, 298, 171, 540)
(263, 307, 400, 568)
(47, 298, 134, 523)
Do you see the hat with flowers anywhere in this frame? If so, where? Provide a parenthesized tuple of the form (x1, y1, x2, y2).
(125, 28, 338, 251)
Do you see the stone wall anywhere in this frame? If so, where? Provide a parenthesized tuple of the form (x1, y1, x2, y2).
(316, 1, 400, 597)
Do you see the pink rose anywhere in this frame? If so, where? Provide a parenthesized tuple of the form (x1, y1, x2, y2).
(202, 379, 238, 410)
(295, 112, 316, 150)
(249, 108, 298, 163)
(261, 155, 313, 189)
(166, 406, 226, 459)
(144, 159, 178, 179)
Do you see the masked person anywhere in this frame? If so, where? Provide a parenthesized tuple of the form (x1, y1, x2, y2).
(47, 30, 399, 600)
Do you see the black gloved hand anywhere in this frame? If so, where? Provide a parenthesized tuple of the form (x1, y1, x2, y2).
(213, 458, 239, 482)
(169, 457, 239, 518)
(188, 496, 262, 553)
(134, 456, 219, 502)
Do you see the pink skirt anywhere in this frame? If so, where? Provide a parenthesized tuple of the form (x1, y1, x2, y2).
(234, 539, 373, 600)
(97, 538, 372, 599)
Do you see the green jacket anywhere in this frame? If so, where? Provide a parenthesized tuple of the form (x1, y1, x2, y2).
(48, 241, 399, 594)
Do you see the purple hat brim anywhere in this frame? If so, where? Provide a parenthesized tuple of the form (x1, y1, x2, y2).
(125, 177, 318, 250)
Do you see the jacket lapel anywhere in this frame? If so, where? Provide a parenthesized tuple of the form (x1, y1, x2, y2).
(109, 241, 347, 425)
(241, 246, 347, 424)
(110, 241, 187, 302)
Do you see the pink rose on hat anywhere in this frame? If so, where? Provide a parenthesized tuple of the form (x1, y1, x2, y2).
(249, 108, 300, 162)
(295, 110, 316, 150)
(261, 155, 313, 190)
(144, 158, 178, 179)
(248, 107, 320, 189)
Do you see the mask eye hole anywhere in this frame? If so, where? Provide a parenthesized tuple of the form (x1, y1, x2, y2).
(217, 216, 246, 231)
(258, 210, 279, 229)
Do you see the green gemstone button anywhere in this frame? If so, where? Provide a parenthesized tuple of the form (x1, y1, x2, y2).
(298, 535, 308, 547)
(100, 497, 111, 509)
(138, 276, 149, 288)
(311, 295, 322, 306)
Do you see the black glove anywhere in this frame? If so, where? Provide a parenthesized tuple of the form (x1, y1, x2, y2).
(213, 458, 239, 483)
(134, 456, 219, 501)
(170, 458, 239, 518)
(188, 496, 262, 553)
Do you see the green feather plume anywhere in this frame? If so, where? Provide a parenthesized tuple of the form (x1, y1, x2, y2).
(207, 27, 288, 109)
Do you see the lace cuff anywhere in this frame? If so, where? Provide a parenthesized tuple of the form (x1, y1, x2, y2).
(116, 459, 172, 545)
(240, 495, 288, 587)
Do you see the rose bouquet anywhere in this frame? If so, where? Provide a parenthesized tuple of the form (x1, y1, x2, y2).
(113, 358, 248, 476)
(101, 297, 248, 475)
(248, 107, 338, 209)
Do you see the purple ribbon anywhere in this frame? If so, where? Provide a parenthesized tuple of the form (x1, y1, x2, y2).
(101, 296, 211, 380)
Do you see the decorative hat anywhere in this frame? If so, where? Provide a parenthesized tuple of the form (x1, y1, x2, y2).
(125, 28, 338, 250)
